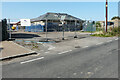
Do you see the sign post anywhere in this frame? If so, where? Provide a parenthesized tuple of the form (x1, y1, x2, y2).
(60, 15, 66, 40)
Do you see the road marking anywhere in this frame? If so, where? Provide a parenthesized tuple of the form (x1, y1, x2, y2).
(45, 52, 49, 53)
(83, 46, 89, 48)
(115, 38, 118, 40)
(20, 57, 44, 64)
(107, 40, 112, 42)
(58, 50, 72, 54)
(48, 47, 55, 50)
(96, 42, 103, 45)
(81, 72, 83, 74)
(73, 73, 77, 75)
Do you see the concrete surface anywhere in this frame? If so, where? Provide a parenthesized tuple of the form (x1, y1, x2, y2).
(0, 41, 36, 60)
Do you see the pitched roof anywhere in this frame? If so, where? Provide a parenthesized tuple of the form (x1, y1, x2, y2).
(31, 12, 83, 22)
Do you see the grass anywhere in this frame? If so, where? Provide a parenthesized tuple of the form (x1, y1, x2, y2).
(91, 27, 120, 37)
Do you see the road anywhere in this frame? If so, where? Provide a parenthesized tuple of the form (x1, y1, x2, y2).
(2, 40, 119, 78)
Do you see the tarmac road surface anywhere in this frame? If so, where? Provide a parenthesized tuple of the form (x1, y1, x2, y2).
(2, 40, 119, 78)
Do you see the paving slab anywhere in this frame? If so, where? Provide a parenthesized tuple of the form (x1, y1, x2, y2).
(0, 41, 36, 60)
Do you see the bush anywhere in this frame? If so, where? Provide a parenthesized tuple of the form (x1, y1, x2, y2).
(91, 27, 120, 37)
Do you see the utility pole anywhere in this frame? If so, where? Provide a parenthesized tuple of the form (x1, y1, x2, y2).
(105, 0, 108, 32)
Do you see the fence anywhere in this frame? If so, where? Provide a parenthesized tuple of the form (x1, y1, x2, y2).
(82, 21, 96, 32)
(5, 18, 98, 41)
(25, 24, 44, 32)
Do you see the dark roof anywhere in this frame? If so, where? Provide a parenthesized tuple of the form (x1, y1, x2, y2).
(31, 12, 83, 22)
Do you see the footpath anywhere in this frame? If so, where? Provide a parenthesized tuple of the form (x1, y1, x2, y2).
(0, 41, 36, 60)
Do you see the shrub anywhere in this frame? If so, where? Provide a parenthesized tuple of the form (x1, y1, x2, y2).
(91, 27, 120, 37)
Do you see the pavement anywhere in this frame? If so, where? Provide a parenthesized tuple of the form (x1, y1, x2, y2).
(2, 39, 119, 78)
(0, 41, 36, 60)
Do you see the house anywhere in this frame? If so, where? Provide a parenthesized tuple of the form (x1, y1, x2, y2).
(30, 12, 84, 32)
(98, 18, 120, 29)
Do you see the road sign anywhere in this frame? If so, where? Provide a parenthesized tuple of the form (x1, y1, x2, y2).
(20, 19, 31, 26)
(60, 15, 66, 21)
(11, 26, 16, 30)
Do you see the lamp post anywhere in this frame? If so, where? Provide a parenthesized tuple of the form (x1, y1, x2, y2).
(105, 0, 108, 32)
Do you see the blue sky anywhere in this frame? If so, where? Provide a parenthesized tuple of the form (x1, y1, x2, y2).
(2, 2, 118, 21)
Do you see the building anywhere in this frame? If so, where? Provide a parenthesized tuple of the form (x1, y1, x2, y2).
(30, 12, 84, 32)
(98, 18, 120, 29)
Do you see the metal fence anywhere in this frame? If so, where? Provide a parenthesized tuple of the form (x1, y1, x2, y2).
(5, 18, 98, 41)
(82, 21, 96, 32)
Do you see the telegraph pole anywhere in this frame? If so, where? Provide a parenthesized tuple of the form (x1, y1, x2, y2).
(105, 0, 108, 32)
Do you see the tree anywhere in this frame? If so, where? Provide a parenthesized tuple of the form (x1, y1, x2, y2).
(96, 22, 101, 27)
(111, 16, 120, 20)
(1, 19, 9, 41)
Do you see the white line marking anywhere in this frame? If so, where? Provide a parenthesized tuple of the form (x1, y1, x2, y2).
(20, 57, 44, 64)
(48, 47, 55, 50)
(115, 38, 118, 40)
(73, 73, 77, 75)
(45, 52, 49, 53)
(58, 50, 72, 54)
(83, 46, 89, 48)
(107, 40, 112, 42)
(96, 42, 103, 45)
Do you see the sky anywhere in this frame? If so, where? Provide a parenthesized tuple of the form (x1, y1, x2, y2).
(1, 2, 118, 21)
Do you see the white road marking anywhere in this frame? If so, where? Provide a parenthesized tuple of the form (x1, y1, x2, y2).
(96, 42, 103, 45)
(115, 38, 118, 40)
(58, 50, 72, 54)
(20, 57, 44, 64)
(48, 47, 55, 50)
(81, 72, 83, 74)
(45, 52, 49, 53)
(107, 40, 112, 42)
(83, 46, 89, 48)
(73, 73, 77, 75)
